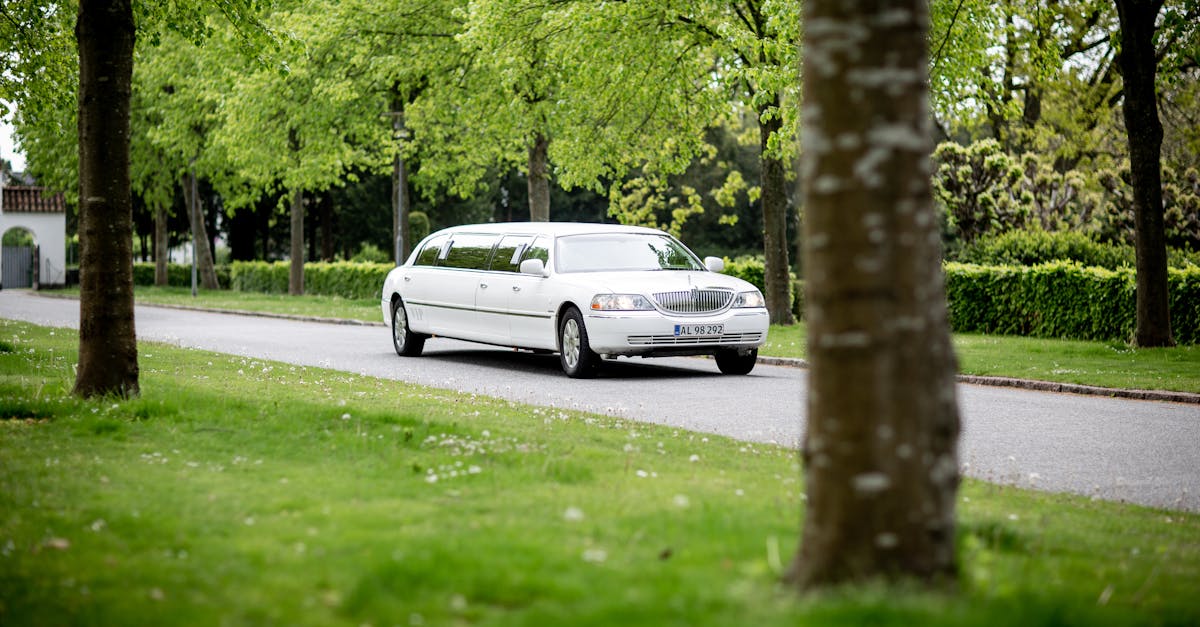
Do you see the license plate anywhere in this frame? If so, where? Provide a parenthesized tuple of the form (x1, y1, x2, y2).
(674, 323, 724, 337)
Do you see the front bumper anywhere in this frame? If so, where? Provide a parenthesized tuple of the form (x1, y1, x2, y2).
(584, 309, 769, 356)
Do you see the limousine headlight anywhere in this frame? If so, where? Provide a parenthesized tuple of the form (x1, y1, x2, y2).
(734, 290, 766, 308)
(591, 294, 654, 311)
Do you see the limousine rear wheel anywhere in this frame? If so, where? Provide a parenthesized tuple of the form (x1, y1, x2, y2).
(715, 348, 757, 375)
(391, 298, 426, 357)
(559, 307, 599, 378)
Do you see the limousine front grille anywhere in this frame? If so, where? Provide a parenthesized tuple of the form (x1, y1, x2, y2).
(626, 332, 764, 346)
(652, 289, 734, 314)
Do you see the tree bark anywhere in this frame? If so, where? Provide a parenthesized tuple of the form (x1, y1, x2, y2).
(528, 132, 550, 222)
(786, 0, 961, 589)
(759, 96, 795, 325)
(392, 98, 413, 263)
(184, 169, 220, 290)
(1115, 0, 1174, 347)
(289, 188, 305, 296)
(153, 203, 168, 286)
(73, 0, 139, 398)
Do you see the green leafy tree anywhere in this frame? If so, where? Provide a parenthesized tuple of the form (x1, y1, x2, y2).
(666, 1, 801, 325)
(1, 0, 269, 397)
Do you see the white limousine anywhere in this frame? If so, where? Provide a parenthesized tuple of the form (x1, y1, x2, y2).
(380, 222, 770, 377)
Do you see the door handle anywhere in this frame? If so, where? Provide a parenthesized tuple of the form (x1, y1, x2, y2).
(403, 276, 411, 282)
(480, 283, 488, 289)
(512, 286, 521, 292)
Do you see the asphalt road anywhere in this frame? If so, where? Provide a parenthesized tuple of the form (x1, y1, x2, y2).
(3, 290, 1198, 512)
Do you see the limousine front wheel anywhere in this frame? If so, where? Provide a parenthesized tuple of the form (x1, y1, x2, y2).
(559, 307, 599, 378)
(715, 348, 757, 375)
(391, 298, 426, 357)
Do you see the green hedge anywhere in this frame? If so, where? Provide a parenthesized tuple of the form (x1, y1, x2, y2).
(945, 261, 1199, 344)
(132, 263, 230, 289)
(230, 261, 393, 300)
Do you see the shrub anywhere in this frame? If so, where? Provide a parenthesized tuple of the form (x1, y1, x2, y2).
(958, 229, 1135, 269)
(230, 261, 392, 300)
(132, 263, 230, 288)
(944, 261, 1199, 344)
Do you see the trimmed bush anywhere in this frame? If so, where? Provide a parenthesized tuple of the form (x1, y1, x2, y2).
(958, 228, 1200, 270)
(944, 261, 1199, 344)
(230, 261, 392, 300)
(132, 263, 230, 289)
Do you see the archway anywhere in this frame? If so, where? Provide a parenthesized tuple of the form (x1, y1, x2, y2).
(1, 226, 37, 289)
(0, 185, 68, 289)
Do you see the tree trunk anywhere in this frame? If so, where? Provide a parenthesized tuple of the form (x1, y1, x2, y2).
(73, 0, 139, 398)
(153, 203, 168, 286)
(528, 132, 550, 222)
(392, 98, 413, 263)
(289, 188, 305, 296)
(184, 169, 220, 290)
(1115, 0, 1174, 347)
(759, 97, 794, 325)
(786, 0, 961, 589)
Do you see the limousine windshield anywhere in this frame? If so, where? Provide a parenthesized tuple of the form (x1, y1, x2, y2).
(555, 233, 705, 273)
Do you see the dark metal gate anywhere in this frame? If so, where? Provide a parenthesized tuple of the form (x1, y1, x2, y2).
(2, 246, 34, 289)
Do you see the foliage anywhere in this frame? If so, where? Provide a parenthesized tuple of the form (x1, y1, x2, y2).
(944, 261, 1200, 344)
(958, 228, 1200, 269)
(230, 260, 392, 300)
(408, 211, 431, 244)
(933, 140, 1029, 243)
(349, 243, 390, 264)
(1096, 163, 1200, 250)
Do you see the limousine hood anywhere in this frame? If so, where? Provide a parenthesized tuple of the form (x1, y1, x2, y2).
(569, 270, 755, 296)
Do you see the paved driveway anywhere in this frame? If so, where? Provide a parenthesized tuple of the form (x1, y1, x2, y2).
(3, 290, 1198, 512)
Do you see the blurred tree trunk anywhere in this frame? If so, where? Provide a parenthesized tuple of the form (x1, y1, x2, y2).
(759, 94, 794, 325)
(289, 188, 305, 295)
(153, 203, 168, 286)
(73, 0, 138, 398)
(786, 0, 961, 589)
(528, 132, 550, 221)
(1115, 0, 1174, 347)
(183, 169, 219, 290)
(391, 95, 413, 263)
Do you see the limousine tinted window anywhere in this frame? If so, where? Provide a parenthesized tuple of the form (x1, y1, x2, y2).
(525, 237, 550, 265)
(415, 234, 448, 267)
(443, 233, 498, 270)
(490, 235, 532, 272)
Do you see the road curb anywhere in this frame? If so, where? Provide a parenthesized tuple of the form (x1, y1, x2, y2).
(32, 292, 1199, 404)
(758, 354, 1199, 404)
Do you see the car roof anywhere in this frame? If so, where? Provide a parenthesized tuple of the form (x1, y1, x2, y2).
(428, 222, 666, 238)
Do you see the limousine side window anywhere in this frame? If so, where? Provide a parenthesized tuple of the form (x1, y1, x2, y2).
(490, 235, 533, 272)
(523, 237, 550, 266)
(442, 233, 499, 270)
(414, 234, 448, 267)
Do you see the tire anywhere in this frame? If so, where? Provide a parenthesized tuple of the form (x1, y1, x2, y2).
(391, 297, 426, 357)
(715, 348, 757, 375)
(559, 307, 599, 378)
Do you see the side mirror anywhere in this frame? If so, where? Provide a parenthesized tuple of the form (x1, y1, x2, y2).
(520, 258, 548, 277)
(704, 256, 725, 273)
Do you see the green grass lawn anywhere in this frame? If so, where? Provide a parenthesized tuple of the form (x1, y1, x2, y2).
(2, 319, 1198, 625)
(53, 286, 383, 323)
(762, 324, 1200, 394)
(41, 287, 1200, 393)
